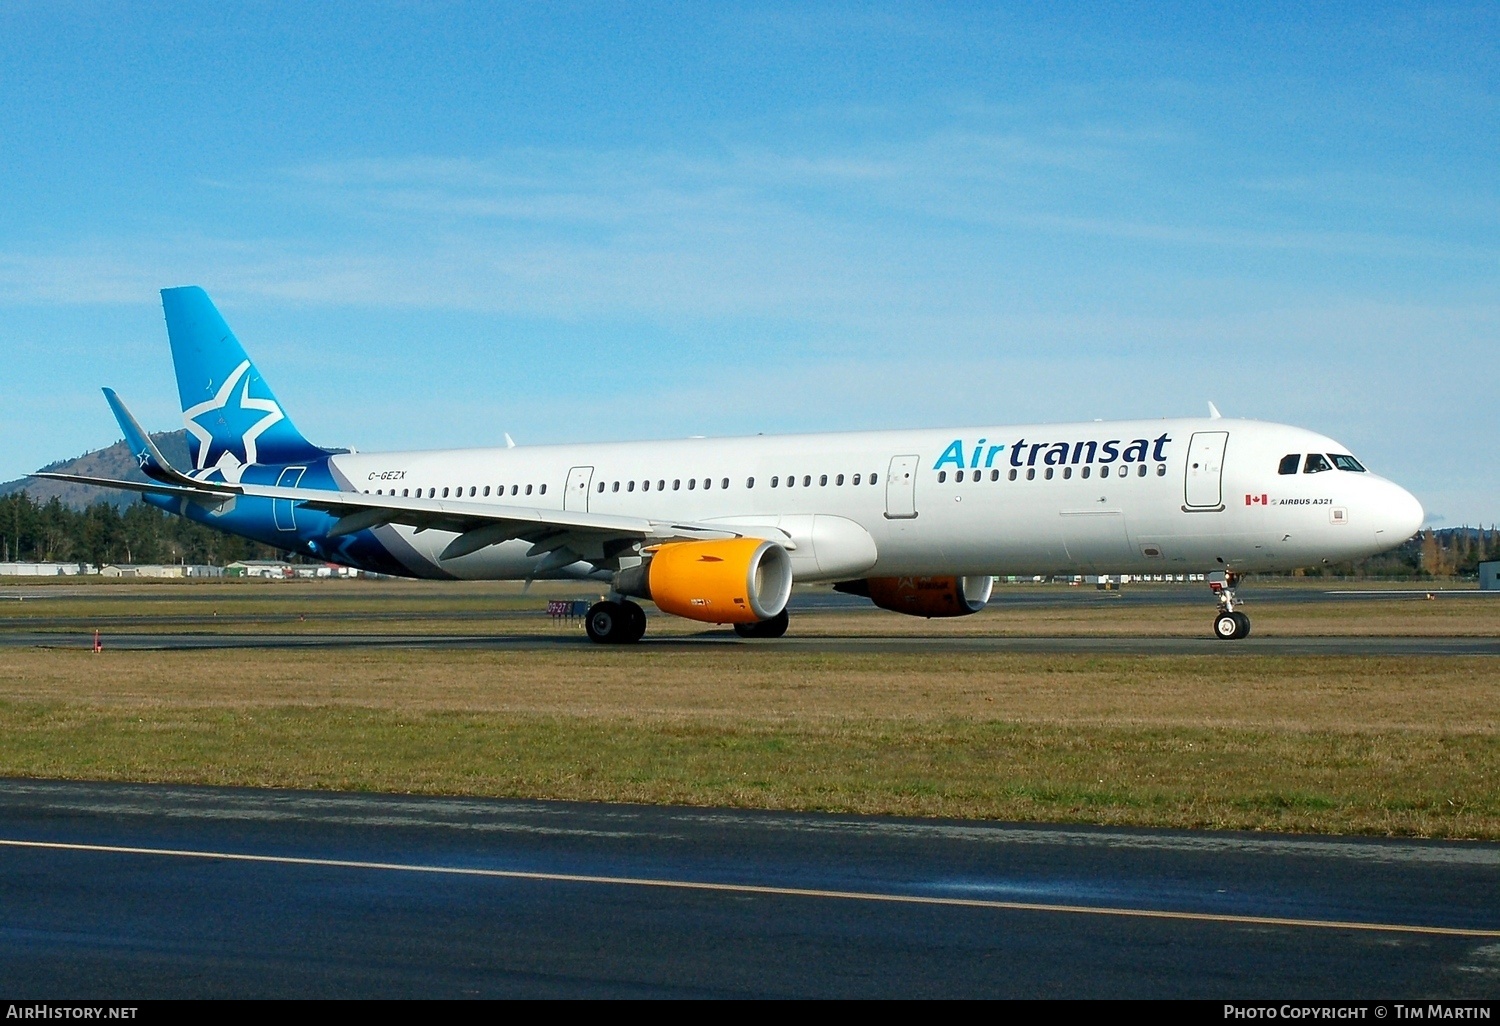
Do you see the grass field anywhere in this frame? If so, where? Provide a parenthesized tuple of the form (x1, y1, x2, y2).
(3, 577, 1497, 637)
(0, 627, 1495, 837)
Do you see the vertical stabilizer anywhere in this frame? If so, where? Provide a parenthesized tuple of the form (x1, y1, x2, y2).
(160, 286, 326, 481)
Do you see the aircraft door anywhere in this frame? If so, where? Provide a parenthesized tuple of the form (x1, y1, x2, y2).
(564, 466, 594, 512)
(884, 455, 919, 519)
(273, 466, 305, 531)
(1184, 432, 1228, 510)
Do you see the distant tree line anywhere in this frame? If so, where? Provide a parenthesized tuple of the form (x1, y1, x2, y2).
(0, 492, 289, 567)
(1263, 526, 1495, 579)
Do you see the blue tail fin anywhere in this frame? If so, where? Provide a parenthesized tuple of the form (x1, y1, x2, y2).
(161, 286, 326, 480)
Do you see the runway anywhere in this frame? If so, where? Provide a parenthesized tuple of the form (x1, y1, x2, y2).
(2, 629, 1496, 655)
(0, 781, 1496, 998)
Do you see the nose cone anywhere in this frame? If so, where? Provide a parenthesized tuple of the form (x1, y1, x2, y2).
(1377, 482, 1424, 546)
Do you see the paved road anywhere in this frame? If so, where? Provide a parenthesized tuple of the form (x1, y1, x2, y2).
(1, 629, 1496, 655)
(0, 781, 1496, 998)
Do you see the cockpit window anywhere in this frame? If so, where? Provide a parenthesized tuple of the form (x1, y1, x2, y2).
(1331, 454, 1366, 472)
(1278, 454, 1300, 475)
(1303, 453, 1333, 474)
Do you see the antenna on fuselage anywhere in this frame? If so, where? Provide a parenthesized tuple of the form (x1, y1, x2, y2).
(1207, 402, 1223, 420)
(504, 433, 516, 449)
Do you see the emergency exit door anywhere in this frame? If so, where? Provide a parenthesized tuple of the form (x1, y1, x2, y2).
(564, 466, 594, 512)
(884, 455, 919, 519)
(1183, 432, 1228, 510)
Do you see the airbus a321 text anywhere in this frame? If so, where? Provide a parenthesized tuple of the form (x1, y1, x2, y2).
(43, 287, 1425, 643)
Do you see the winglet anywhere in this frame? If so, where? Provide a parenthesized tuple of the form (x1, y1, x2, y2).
(103, 388, 179, 484)
(1207, 401, 1222, 420)
(101, 388, 236, 492)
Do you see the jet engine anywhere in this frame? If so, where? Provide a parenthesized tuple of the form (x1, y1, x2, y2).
(835, 575, 993, 618)
(615, 538, 794, 624)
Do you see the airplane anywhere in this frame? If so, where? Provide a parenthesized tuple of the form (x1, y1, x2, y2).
(40, 286, 1425, 643)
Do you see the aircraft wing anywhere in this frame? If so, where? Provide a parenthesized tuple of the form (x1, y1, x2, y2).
(238, 480, 766, 565)
(33, 471, 788, 568)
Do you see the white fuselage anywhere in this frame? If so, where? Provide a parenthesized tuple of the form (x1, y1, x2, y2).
(326, 417, 1423, 582)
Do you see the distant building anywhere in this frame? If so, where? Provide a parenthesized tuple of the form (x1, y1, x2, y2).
(100, 564, 223, 579)
(0, 562, 88, 576)
(226, 559, 294, 579)
(1481, 561, 1500, 591)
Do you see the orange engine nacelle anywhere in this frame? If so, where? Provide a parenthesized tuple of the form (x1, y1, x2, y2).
(617, 538, 794, 625)
(837, 575, 994, 618)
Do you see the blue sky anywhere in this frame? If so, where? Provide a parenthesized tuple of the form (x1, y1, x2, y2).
(1, 2, 1495, 524)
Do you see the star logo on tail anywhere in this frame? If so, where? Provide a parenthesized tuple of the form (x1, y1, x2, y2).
(182, 359, 285, 483)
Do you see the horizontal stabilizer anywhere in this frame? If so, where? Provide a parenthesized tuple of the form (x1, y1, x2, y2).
(33, 471, 236, 500)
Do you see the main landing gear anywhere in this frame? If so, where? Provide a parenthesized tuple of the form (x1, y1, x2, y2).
(585, 600, 647, 644)
(733, 609, 790, 639)
(1209, 571, 1251, 640)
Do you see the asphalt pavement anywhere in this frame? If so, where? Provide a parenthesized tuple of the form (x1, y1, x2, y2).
(0, 780, 1496, 998)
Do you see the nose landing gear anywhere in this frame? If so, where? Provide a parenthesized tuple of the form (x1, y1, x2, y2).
(1209, 571, 1251, 640)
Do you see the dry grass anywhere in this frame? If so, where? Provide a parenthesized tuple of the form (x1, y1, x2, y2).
(0, 647, 1495, 838)
(3, 579, 1497, 638)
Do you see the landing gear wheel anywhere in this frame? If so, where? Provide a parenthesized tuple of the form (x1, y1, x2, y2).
(586, 601, 635, 644)
(733, 609, 790, 639)
(1214, 611, 1250, 640)
(621, 600, 647, 643)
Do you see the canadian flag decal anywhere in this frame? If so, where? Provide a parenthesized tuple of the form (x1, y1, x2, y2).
(1245, 493, 1268, 506)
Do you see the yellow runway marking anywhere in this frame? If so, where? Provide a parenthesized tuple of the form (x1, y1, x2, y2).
(2, 837, 1496, 939)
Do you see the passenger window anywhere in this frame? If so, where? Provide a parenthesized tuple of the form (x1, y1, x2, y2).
(1045, 467, 1054, 480)
(483, 486, 490, 497)
(1081, 467, 1090, 480)
(938, 471, 947, 483)
(525, 484, 533, 495)
(703, 478, 711, 490)
(836, 474, 844, 485)
(597, 482, 605, 493)
(722, 478, 729, 489)
(658, 480, 665, 491)
(1063, 467, 1072, 480)
(402, 488, 409, 497)
(642, 480, 650, 492)
(1278, 454, 1301, 475)
(803, 475, 811, 487)
(1137, 464, 1147, 477)
(771, 476, 779, 487)
(1156, 465, 1166, 476)
(786, 474, 795, 487)
(1100, 466, 1109, 479)
(746, 477, 755, 489)
(870, 473, 877, 485)
(442, 487, 449, 498)
(627, 481, 635, 492)
(818, 474, 827, 485)
(990, 469, 999, 482)
(1304, 453, 1332, 474)
(673, 479, 681, 490)
(688, 479, 696, 490)
(612, 482, 620, 492)
(1026, 468, 1035, 480)
(511, 485, 519, 496)
(539, 484, 546, 495)
(1008, 469, 1017, 481)
(1331, 454, 1366, 472)
(955, 470, 964, 483)
(852, 474, 861, 485)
